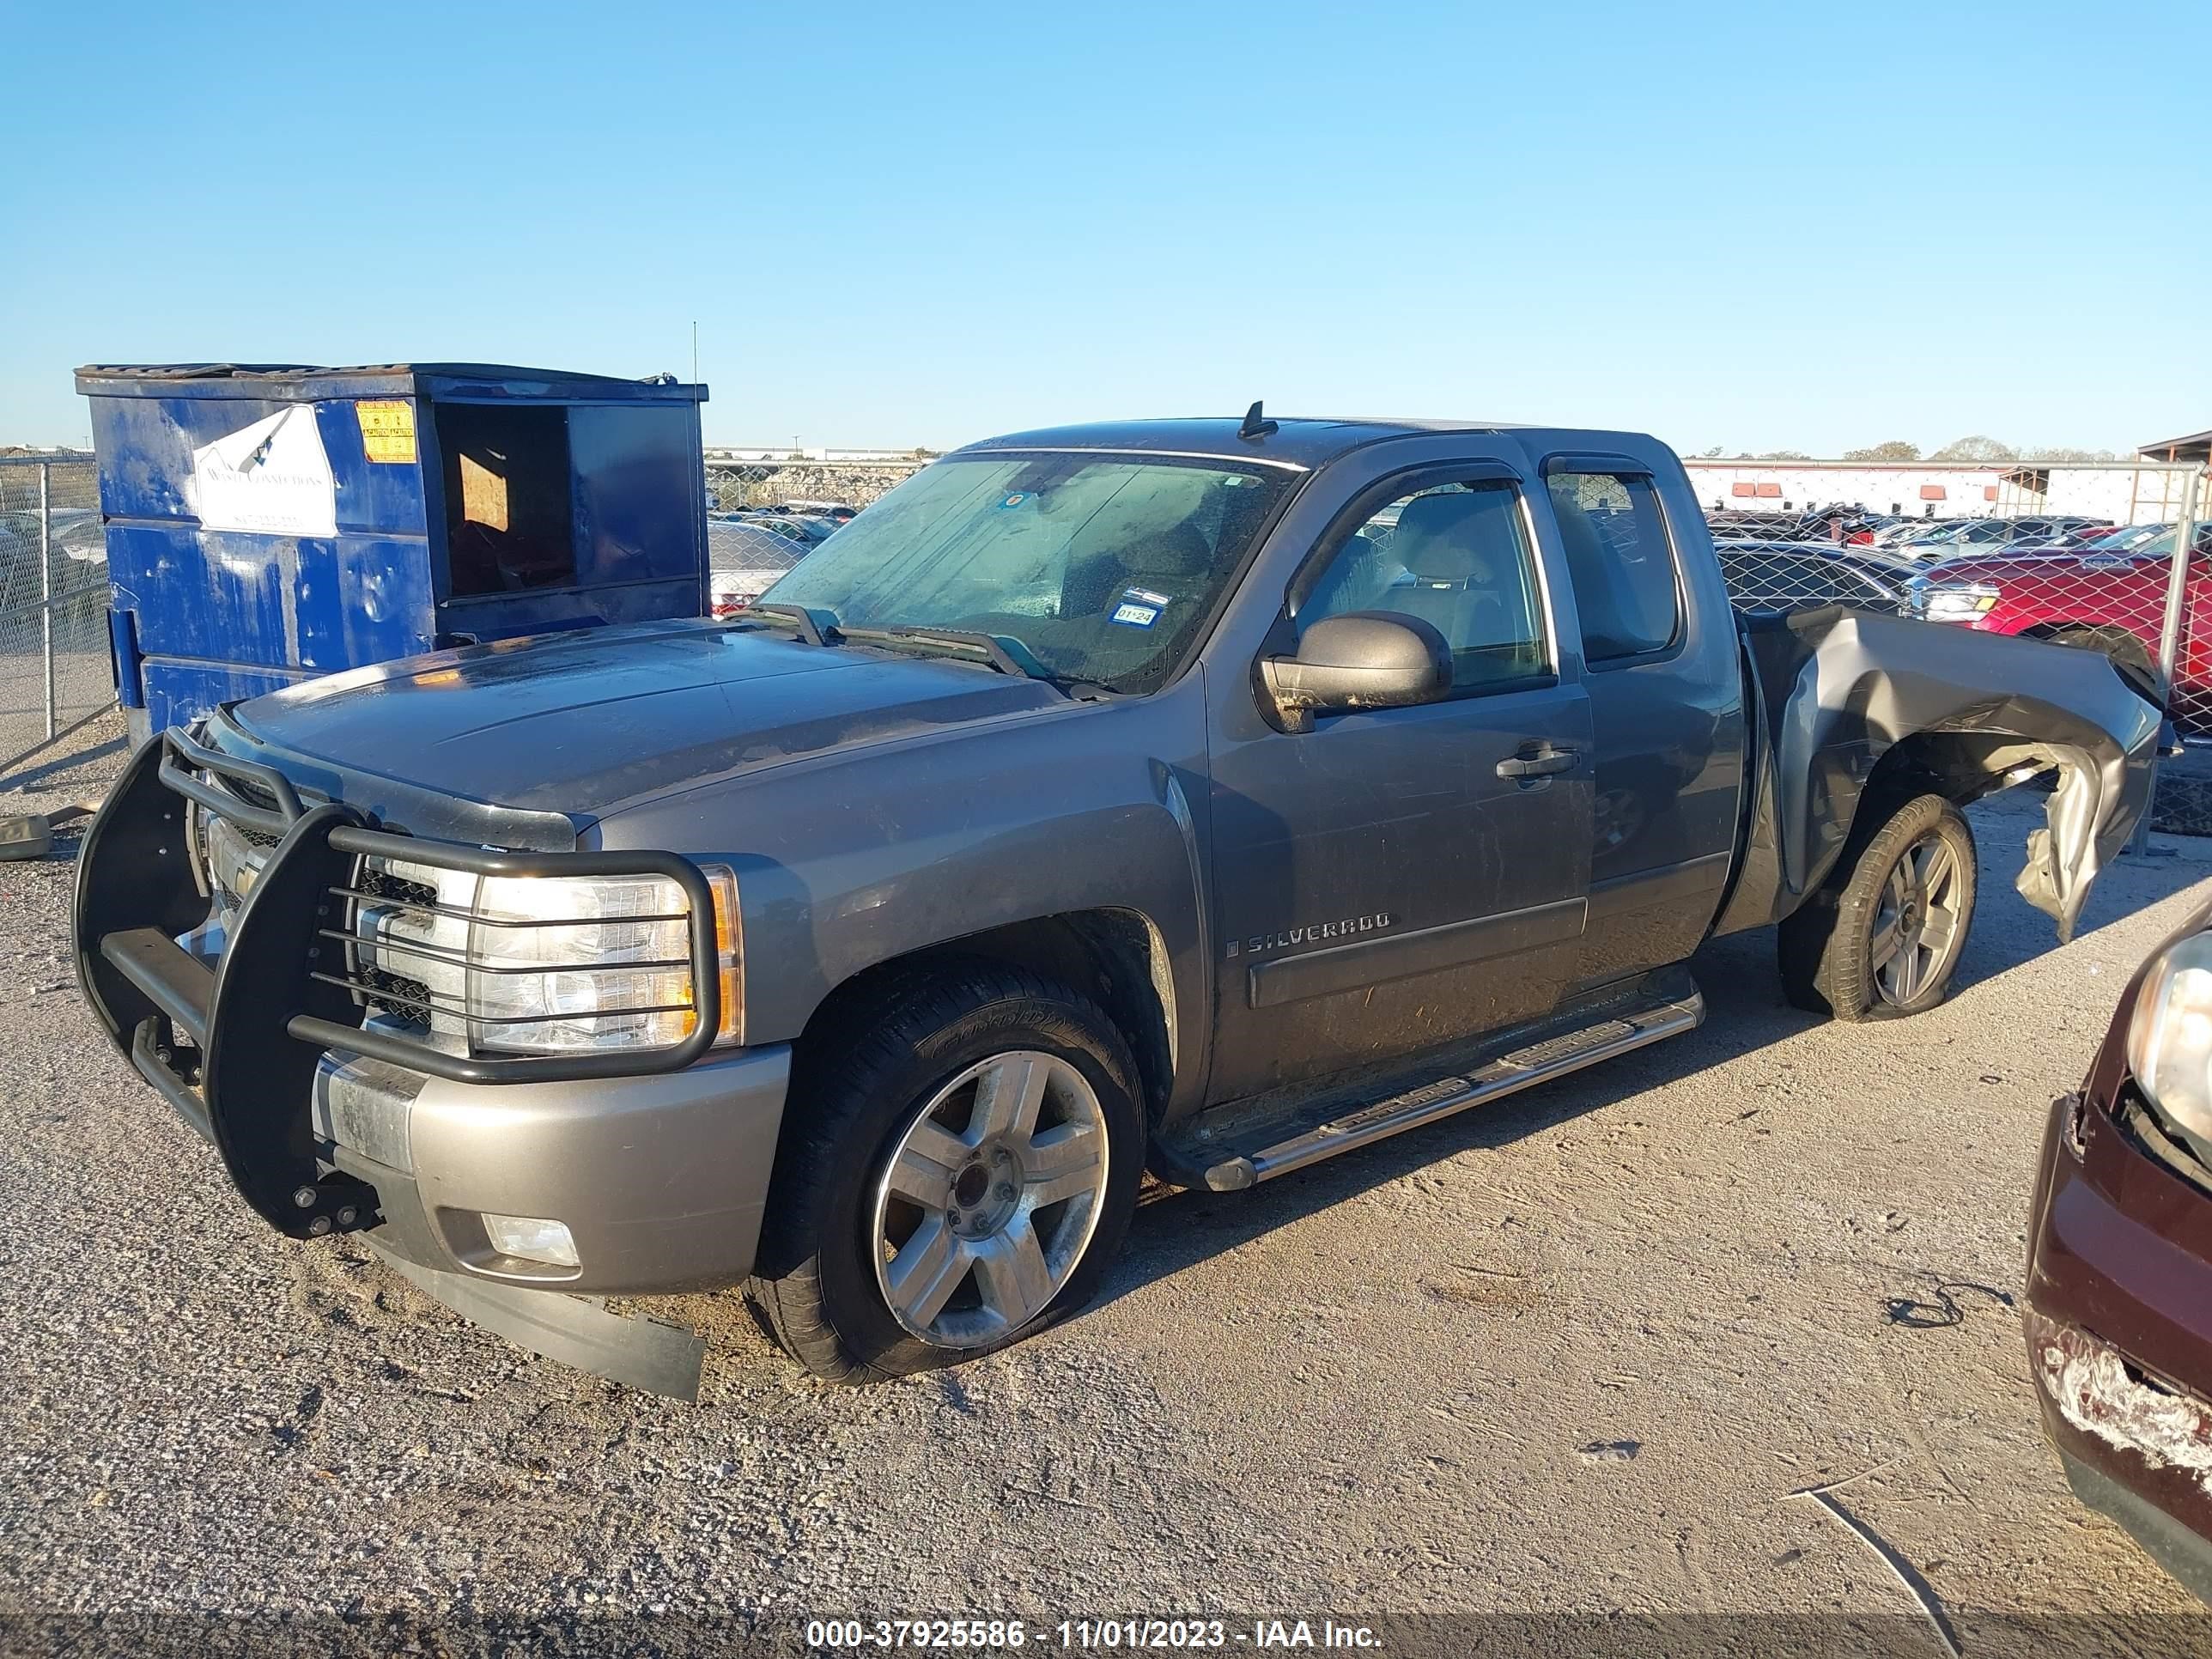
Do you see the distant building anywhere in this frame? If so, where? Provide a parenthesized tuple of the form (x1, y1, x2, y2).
(2142, 428, 2212, 466)
(1682, 456, 2198, 525)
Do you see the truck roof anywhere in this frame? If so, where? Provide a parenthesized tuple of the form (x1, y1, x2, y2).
(956, 416, 1656, 470)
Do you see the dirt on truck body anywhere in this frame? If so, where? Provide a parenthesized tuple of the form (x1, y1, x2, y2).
(73, 411, 2160, 1395)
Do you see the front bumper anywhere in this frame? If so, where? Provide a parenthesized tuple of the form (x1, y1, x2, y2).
(314, 1044, 788, 1294)
(2025, 1089, 2212, 1603)
(72, 722, 791, 1393)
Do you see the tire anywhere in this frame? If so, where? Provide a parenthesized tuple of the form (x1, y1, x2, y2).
(2049, 626, 2161, 707)
(1778, 793, 1978, 1022)
(748, 963, 1144, 1382)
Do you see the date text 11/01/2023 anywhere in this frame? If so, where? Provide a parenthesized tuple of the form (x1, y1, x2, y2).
(805, 1620, 1384, 1650)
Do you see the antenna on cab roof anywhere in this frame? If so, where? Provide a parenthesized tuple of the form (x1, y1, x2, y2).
(1238, 401, 1278, 441)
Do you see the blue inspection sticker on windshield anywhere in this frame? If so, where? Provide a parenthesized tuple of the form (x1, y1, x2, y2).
(1111, 601, 1162, 629)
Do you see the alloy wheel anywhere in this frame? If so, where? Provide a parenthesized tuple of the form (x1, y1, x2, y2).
(1870, 831, 1966, 1006)
(869, 1050, 1109, 1348)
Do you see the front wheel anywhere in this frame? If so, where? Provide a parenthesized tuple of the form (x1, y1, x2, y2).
(1778, 793, 1978, 1022)
(749, 964, 1143, 1382)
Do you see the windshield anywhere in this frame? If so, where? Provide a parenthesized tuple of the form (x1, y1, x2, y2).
(760, 453, 1296, 692)
(2081, 524, 2171, 553)
(2124, 525, 2212, 556)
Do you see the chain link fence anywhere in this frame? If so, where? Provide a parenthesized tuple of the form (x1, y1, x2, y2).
(704, 515, 806, 616)
(0, 455, 111, 780)
(702, 459, 924, 618)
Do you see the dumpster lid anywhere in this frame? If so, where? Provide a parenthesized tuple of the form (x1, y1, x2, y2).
(73, 362, 706, 404)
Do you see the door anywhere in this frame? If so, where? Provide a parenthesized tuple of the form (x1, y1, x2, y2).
(1205, 465, 1595, 1103)
(1539, 461, 1743, 988)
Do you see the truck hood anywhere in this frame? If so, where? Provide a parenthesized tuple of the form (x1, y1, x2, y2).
(232, 619, 1065, 817)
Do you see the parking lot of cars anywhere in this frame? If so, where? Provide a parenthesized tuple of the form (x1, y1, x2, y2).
(1713, 539, 1918, 616)
(6, 420, 2209, 1640)
(707, 507, 848, 615)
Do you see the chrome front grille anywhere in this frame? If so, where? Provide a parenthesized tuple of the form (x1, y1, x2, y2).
(354, 863, 435, 909)
(339, 854, 483, 1051)
(348, 864, 443, 1026)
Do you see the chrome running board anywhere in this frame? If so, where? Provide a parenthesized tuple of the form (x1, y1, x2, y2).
(1201, 991, 1704, 1192)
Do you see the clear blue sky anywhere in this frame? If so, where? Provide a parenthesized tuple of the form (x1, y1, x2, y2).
(3, 0, 2208, 456)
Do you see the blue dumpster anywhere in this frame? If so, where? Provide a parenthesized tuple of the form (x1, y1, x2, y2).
(74, 362, 709, 740)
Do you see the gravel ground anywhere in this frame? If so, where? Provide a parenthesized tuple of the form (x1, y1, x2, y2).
(6, 712, 2212, 1656)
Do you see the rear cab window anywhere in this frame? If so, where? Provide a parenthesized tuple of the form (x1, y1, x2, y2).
(1542, 469, 1681, 663)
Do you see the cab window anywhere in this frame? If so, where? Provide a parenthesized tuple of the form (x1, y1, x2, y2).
(1545, 471, 1680, 661)
(1296, 479, 1548, 694)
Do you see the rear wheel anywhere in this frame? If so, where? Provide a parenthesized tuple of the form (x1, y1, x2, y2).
(749, 963, 1143, 1382)
(1778, 793, 1978, 1022)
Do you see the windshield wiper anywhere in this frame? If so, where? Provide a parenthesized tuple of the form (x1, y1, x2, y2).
(737, 611, 1111, 701)
(840, 624, 1033, 678)
(738, 603, 842, 647)
(839, 625, 1113, 702)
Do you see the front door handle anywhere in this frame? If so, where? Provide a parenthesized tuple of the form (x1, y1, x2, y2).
(1497, 747, 1578, 780)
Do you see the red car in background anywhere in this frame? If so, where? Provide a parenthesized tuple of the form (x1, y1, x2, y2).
(1908, 523, 2212, 721)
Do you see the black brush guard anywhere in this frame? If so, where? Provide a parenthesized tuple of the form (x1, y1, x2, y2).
(73, 728, 722, 1241)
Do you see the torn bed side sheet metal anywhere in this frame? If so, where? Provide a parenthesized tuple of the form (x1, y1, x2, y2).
(1715, 607, 2161, 943)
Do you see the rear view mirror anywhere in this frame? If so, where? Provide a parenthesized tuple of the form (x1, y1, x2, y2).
(1260, 611, 1451, 732)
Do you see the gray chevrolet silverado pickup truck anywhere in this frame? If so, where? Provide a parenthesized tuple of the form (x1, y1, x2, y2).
(74, 414, 2160, 1395)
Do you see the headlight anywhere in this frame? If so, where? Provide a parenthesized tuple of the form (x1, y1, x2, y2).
(1919, 583, 2002, 622)
(2126, 932, 2212, 1148)
(201, 813, 268, 905)
(463, 866, 741, 1056)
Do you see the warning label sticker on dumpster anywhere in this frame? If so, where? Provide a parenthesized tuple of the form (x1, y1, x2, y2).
(355, 399, 416, 465)
(187, 406, 337, 538)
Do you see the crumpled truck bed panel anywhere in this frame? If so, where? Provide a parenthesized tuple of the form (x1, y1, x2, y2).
(1717, 608, 2162, 943)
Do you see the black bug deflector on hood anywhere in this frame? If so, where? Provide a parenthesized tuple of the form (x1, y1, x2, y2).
(1718, 608, 2163, 943)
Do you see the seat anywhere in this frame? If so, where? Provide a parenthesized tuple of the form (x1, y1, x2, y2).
(1051, 516, 1218, 687)
(1553, 503, 1641, 659)
(1382, 490, 1532, 652)
(1060, 518, 1212, 620)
